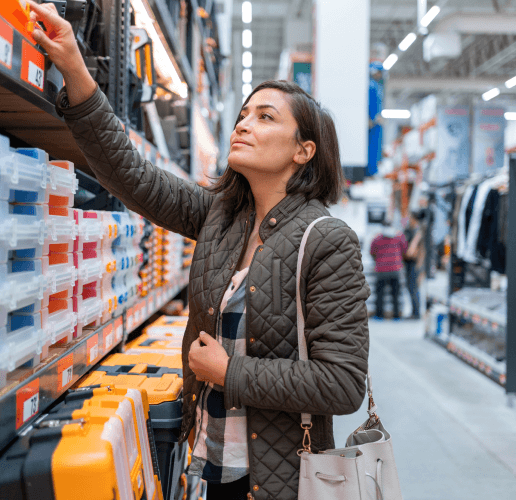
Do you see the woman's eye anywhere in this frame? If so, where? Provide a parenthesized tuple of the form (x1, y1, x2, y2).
(237, 114, 246, 122)
(261, 113, 273, 120)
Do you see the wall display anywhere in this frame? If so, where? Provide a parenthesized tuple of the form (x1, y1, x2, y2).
(472, 107, 505, 175)
(431, 106, 470, 184)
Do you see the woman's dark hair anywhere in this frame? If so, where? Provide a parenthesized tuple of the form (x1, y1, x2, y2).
(207, 80, 344, 213)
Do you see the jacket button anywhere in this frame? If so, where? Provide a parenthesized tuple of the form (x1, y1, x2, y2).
(251, 433, 257, 439)
(268, 218, 277, 227)
(250, 337, 255, 343)
(192, 394, 196, 402)
(250, 286, 256, 292)
(258, 247, 263, 252)
(247, 494, 253, 500)
(253, 485, 259, 492)
(208, 307, 214, 315)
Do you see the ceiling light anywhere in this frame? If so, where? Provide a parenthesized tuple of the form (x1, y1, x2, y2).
(420, 6, 440, 28)
(383, 54, 398, 71)
(482, 88, 500, 101)
(242, 83, 252, 97)
(242, 51, 252, 68)
(242, 1, 252, 23)
(505, 112, 516, 120)
(398, 33, 417, 52)
(131, 0, 186, 97)
(216, 102, 224, 112)
(505, 76, 516, 89)
(242, 29, 252, 48)
(381, 109, 411, 119)
(242, 69, 252, 84)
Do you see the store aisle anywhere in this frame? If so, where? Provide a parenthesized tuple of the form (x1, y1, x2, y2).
(333, 319, 516, 500)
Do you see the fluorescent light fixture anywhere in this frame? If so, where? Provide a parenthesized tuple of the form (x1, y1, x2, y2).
(383, 54, 398, 71)
(216, 102, 224, 112)
(242, 51, 252, 68)
(420, 6, 440, 28)
(242, 69, 252, 84)
(482, 88, 501, 101)
(242, 83, 253, 97)
(505, 76, 516, 89)
(242, 1, 252, 23)
(505, 112, 516, 120)
(381, 109, 411, 119)
(242, 29, 252, 48)
(398, 33, 417, 52)
(131, 0, 186, 97)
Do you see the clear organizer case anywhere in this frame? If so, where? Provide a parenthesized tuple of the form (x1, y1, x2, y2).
(74, 252, 103, 295)
(0, 260, 47, 311)
(101, 274, 118, 323)
(112, 212, 136, 248)
(41, 253, 77, 296)
(0, 318, 48, 389)
(43, 205, 77, 254)
(74, 209, 104, 252)
(47, 161, 78, 207)
(41, 303, 77, 344)
(102, 212, 119, 248)
(73, 295, 103, 339)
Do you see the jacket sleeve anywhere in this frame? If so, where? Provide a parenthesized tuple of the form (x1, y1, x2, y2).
(224, 224, 371, 416)
(56, 86, 214, 240)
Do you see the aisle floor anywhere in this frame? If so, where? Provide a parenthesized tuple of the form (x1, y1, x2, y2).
(333, 319, 516, 500)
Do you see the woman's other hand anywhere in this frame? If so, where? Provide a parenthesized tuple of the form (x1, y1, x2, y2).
(189, 332, 229, 387)
(27, 1, 96, 106)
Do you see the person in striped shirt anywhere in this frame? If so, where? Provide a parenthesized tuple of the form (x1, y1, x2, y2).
(370, 220, 407, 320)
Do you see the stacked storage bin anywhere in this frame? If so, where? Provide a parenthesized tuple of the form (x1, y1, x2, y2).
(126, 212, 144, 307)
(139, 219, 155, 297)
(0, 135, 78, 388)
(100, 212, 120, 323)
(73, 209, 104, 338)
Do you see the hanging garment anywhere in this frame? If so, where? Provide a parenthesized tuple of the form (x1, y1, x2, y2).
(456, 185, 476, 259)
(463, 177, 505, 263)
(477, 189, 505, 273)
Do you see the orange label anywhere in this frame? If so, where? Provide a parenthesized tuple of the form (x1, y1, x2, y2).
(16, 379, 39, 429)
(103, 323, 114, 351)
(57, 353, 74, 391)
(148, 295, 155, 314)
(115, 316, 123, 343)
(21, 40, 45, 91)
(127, 306, 134, 330)
(87, 334, 99, 365)
(0, 18, 14, 69)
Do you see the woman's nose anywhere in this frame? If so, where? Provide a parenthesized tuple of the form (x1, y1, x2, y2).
(236, 116, 250, 133)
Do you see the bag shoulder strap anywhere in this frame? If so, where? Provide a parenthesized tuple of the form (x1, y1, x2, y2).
(296, 216, 372, 428)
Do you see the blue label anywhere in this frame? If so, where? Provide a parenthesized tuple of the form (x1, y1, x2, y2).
(13, 248, 38, 259)
(11, 205, 37, 216)
(8, 314, 35, 332)
(10, 190, 40, 203)
(11, 260, 35, 273)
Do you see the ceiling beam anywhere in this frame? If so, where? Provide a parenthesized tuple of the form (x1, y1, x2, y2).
(387, 76, 515, 92)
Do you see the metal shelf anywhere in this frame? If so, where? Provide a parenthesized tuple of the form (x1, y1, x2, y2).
(0, 271, 189, 452)
(145, 0, 195, 90)
(428, 332, 506, 387)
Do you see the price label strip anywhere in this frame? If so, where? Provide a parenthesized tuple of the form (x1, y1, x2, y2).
(16, 379, 40, 429)
(0, 19, 13, 70)
(57, 353, 74, 391)
(87, 334, 99, 365)
(115, 317, 124, 343)
(21, 41, 45, 91)
(104, 324, 114, 351)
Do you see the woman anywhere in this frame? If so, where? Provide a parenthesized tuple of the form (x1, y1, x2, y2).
(30, 3, 370, 499)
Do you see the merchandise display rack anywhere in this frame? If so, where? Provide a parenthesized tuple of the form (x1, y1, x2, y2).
(0, 270, 189, 452)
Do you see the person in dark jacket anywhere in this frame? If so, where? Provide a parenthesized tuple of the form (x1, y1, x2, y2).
(403, 213, 423, 320)
(30, 3, 370, 499)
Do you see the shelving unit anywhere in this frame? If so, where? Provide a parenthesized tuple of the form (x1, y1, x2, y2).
(0, 270, 189, 451)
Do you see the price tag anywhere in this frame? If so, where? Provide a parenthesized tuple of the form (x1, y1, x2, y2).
(57, 353, 74, 391)
(16, 379, 40, 429)
(0, 19, 13, 70)
(115, 317, 124, 342)
(148, 295, 155, 313)
(87, 334, 99, 365)
(21, 41, 45, 91)
(127, 307, 134, 331)
(104, 324, 114, 351)
(145, 143, 152, 161)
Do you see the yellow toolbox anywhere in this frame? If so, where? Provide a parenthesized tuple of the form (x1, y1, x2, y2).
(79, 356, 185, 500)
(143, 315, 187, 339)
(0, 386, 162, 500)
(125, 334, 183, 355)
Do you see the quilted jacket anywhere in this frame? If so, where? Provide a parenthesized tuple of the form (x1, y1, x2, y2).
(56, 86, 370, 500)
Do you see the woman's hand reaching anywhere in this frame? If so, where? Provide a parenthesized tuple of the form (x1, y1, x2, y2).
(27, 0, 96, 106)
(189, 332, 229, 387)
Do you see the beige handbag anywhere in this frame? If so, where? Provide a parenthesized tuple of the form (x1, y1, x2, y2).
(296, 217, 403, 500)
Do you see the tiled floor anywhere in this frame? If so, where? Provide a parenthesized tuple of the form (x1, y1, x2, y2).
(333, 319, 516, 500)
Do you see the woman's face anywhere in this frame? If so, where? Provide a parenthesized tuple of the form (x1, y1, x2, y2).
(228, 89, 307, 182)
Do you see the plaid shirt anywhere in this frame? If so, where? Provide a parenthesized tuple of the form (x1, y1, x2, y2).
(187, 268, 249, 483)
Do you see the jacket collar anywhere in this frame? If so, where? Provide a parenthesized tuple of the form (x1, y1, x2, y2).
(257, 193, 308, 241)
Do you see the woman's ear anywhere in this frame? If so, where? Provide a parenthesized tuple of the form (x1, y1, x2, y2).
(294, 140, 316, 166)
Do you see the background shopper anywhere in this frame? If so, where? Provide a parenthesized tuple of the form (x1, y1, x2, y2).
(404, 213, 423, 320)
(29, 4, 370, 499)
(370, 220, 407, 320)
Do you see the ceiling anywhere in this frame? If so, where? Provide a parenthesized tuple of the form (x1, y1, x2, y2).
(230, 1, 516, 108)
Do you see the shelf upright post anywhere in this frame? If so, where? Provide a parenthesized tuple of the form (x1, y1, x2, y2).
(507, 155, 516, 405)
